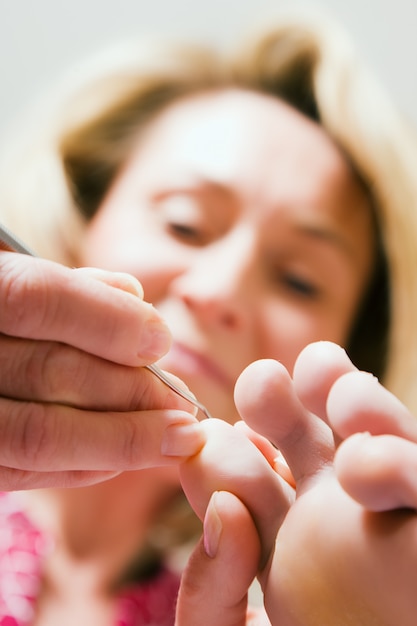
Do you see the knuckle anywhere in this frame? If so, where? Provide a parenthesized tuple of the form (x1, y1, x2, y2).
(0, 259, 31, 332)
(21, 341, 93, 405)
(0, 256, 54, 337)
(0, 336, 87, 405)
(6, 340, 73, 401)
(20, 341, 61, 399)
(28, 343, 147, 411)
(9, 402, 57, 469)
(37, 343, 84, 401)
(124, 369, 159, 411)
(120, 417, 146, 467)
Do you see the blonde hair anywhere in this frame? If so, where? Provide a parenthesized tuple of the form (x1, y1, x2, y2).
(1, 8, 417, 415)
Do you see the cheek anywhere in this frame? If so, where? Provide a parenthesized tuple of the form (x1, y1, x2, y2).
(81, 208, 193, 304)
(258, 303, 354, 374)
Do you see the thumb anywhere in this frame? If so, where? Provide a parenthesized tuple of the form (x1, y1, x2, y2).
(176, 491, 265, 625)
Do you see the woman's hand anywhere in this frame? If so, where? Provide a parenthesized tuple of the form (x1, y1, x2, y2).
(0, 252, 202, 490)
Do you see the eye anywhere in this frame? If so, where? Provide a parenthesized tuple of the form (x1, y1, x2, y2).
(167, 221, 204, 243)
(282, 274, 320, 298)
(269, 263, 321, 299)
(153, 193, 211, 246)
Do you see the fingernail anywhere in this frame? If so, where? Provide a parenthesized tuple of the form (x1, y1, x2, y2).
(273, 451, 296, 489)
(138, 315, 172, 360)
(76, 267, 145, 298)
(161, 421, 205, 457)
(204, 492, 222, 558)
(110, 272, 144, 297)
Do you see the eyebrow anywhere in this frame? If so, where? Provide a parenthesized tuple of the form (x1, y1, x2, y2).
(157, 177, 236, 202)
(295, 222, 356, 260)
(151, 176, 240, 218)
(155, 175, 362, 263)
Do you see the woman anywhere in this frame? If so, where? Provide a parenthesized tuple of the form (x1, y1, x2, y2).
(0, 8, 416, 625)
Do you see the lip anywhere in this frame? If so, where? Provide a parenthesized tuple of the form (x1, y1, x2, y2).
(161, 342, 234, 390)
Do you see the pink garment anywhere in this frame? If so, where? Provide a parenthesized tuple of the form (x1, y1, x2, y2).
(0, 493, 180, 626)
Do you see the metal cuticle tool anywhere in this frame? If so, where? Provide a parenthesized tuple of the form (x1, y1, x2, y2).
(145, 363, 213, 419)
(0, 222, 213, 419)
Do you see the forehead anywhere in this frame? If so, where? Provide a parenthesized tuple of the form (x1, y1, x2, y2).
(127, 89, 366, 214)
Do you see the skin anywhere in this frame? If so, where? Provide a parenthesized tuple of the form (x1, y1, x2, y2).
(4, 88, 376, 623)
(0, 253, 202, 490)
(178, 342, 417, 626)
(82, 88, 375, 422)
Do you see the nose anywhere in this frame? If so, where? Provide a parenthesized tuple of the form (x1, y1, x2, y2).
(171, 228, 257, 331)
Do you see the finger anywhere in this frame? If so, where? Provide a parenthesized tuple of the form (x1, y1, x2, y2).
(0, 334, 195, 413)
(335, 433, 417, 511)
(327, 370, 417, 441)
(292, 341, 357, 422)
(234, 421, 296, 488)
(0, 253, 171, 365)
(180, 418, 288, 563)
(0, 466, 121, 491)
(176, 491, 267, 626)
(234, 420, 282, 468)
(0, 400, 204, 471)
(234, 359, 334, 487)
(75, 266, 145, 297)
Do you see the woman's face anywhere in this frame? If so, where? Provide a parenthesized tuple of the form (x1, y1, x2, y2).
(81, 89, 375, 422)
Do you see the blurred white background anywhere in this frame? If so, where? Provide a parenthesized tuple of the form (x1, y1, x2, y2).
(0, 0, 416, 137)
